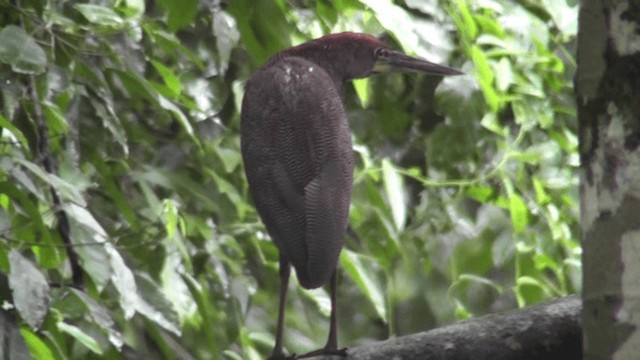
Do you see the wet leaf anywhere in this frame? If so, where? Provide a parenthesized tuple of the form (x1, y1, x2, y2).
(8, 250, 50, 329)
(75, 4, 125, 27)
(15, 158, 86, 206)
(0, 25, 47, 74)
(212, 9, 240, 73)
(57, 322, 103, 354)
(159, 0, 198, 31)
(0, 113, 30, 151)
(135, 273, 182, 335)
(71, 289, 124, 349)
(64, 204, 111, 290)
(341, 250, 387, 322)
(382, 159, 406, 231)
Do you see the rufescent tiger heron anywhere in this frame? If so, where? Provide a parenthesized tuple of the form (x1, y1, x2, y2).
(240, 32, 462, 359)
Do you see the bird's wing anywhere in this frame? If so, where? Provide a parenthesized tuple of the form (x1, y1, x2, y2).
(303, 159, 352, 287)
(241, 57, 353, 289)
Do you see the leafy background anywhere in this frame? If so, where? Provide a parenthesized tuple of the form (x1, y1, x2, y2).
(0, 0, 578, 359)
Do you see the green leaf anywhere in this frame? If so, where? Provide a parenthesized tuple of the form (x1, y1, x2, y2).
(0, 25, 47, 74)
(480, 113, 507, 136)
(158, 95, 198, 144)
(64, 203, 111, 290)
(151, 60, 182, 98)
(212, 10, 240, 73)
(162, 199, 178, 237)
(15, 158, 86, 206)
(89, 154, 137, 226)
(516, 275, 545, 289)
(158, 0, 198, 31)
(533, 253, 559, 272)
(122, 0, 145, 18)
(90, 98, 129, 155)
(105, 243, 138, 319)
(470, 45, 500, 111)
(515, 275, 548, 306)
(0, 181, 50, 244)
(352, 78, 370, 108)
(360, 0, 417, 53)
(114, 69, 198, 145)
(71, 289, 123, 349)
(142, 26, 204, 69)
(114, 69, 161, 100)
(453, 0, 478, 41)
(512, 101, 536, 127)
(495, 57, 513, 92)
(42, 101, 69, 135)
(533, 177, 552, 205)
(210, 171, 248, 219)
(465, 185, 496, 203)
(216, 147, 242, 173)
(57, 322, 103, 354)
(454, 300, 472, 320)
(8, 250, 51, 329)
(64, 204, 106, 237)
(508, 192, 529, 234)
(541, 0, 578, 36)
(75, 4, 125, 27)
(509, 150, 542, 164)
(454, 273, 503, 295)
(134, 273, 182, 335)
(492, 231, 515, 267)
(107, 244, 182, 335)
(340, 250, 387, 322)
(475, 13, 505, 38)
(0, 113, 30, 151)
(381, 159, 406, 231)
(21, 327, 55, 360)
(301, 288, 331, 317)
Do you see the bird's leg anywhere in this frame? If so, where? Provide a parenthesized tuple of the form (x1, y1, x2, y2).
(296, 271, 348, 359)
(325, 270, 340, 351)
(269, 256, 291, 360)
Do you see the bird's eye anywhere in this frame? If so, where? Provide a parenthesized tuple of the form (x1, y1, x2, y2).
(374, 48, 390, 58)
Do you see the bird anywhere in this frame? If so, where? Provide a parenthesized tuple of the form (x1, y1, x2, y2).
(240, 32, 462, 359)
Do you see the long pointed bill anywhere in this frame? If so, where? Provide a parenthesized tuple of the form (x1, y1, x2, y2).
(374, 50, 463, 76)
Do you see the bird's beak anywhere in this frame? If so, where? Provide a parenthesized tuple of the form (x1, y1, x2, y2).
(373, 50, 463, 76)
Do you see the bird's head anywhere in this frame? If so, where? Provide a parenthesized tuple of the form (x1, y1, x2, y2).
(279, 32, 463, 85)
(286, 32, 463, 80)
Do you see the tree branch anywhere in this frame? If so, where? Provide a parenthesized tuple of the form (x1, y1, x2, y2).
(313, 295, 581, 360)
(28, 75, 83, 287)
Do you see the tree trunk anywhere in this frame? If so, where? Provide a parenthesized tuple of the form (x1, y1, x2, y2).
(577, 0, 640, 358)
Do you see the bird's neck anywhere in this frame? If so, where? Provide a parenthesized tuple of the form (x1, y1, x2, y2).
(275, 47, 349, 93)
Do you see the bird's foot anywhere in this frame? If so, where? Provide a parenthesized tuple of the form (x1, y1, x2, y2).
(267, 353, 297, 360)
(295, 347, 348, 359)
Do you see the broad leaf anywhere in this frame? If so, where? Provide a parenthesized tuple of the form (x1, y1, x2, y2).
(8, 250, 50, 329)
(0, 25, 46, 74)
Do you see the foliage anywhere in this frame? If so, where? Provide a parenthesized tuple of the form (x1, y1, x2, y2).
(0, 0, 578, 358)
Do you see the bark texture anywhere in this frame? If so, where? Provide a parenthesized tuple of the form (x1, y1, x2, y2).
(310, 296, 581, 360)
(577, 0, 640, 358)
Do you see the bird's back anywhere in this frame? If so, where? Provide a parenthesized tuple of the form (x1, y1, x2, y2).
(241, 57, 354, 289)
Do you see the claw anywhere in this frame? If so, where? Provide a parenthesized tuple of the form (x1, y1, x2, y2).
(268, 352, 299, 360)
(267, 354, 294, 360)
(295, 347, 348, 359)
